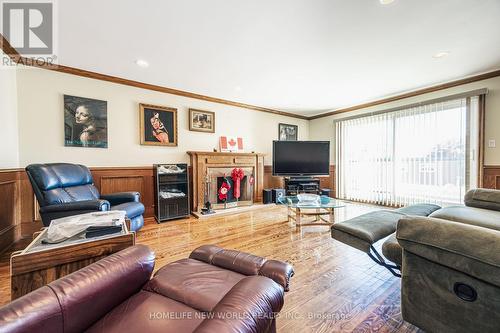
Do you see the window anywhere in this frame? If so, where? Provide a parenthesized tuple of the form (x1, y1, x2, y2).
(335, 95, 482, 206)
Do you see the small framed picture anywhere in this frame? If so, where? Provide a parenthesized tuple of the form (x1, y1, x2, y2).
(189, 108, 215, 133)
(278, 123, 298, 141)
(139, 103, 178, 146)
(64, 95, 108, 148)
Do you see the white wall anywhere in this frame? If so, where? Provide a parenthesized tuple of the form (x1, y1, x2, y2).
(11, 66, 500, 168)
(0, 50, 19, 168)
(309, 76, 500, 165)
(16, 67, 308, 167)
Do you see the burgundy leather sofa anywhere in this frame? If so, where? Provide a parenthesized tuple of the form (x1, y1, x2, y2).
(0, 244, 294, 333)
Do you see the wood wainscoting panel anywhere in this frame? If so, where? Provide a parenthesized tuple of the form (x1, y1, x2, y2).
(18, 171, 41, 238)
(263, 165, 284, 189)
(0, 171, 20, 254)
(483, 166, 500, 190)
(91, 167, 155, 218)
(0, 182, 17, 231)
(100, 176, 144, 194)
(319, 165, 336, 197)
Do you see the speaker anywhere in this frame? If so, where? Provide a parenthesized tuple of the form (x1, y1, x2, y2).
(272, 189, 286, 203)
(263, 189, 272, 204)
(320, 188, 332, 197)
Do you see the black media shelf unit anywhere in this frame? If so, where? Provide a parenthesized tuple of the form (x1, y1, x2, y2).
(284, 177, 320, 196)
(154, 164, 190, 222)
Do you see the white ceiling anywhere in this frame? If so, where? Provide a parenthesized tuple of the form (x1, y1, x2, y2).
(56, 0, 500, 116)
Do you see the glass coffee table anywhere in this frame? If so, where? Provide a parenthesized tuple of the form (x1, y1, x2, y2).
(277, 195, 345, 227)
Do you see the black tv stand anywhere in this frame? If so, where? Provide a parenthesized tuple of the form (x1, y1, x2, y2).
(284, 177, 320, 196)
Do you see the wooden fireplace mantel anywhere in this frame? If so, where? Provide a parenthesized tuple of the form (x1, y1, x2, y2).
(187, 151, 265, 213)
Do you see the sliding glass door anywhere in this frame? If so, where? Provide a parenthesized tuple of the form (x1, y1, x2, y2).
(335, 96, 481, 206)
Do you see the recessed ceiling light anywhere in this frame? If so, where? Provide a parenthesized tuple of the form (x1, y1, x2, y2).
(135, 59, 149, 68)
(433, 51, 450, 59)
(380, 0, 395, 5)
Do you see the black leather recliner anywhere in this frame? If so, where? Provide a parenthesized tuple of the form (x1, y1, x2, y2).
(25, 163, 145, 231)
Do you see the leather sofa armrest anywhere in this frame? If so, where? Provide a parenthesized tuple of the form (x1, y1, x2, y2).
(190, 245, 294, 291)
(100, 192, 140, 205)
(0, 286, 63, 333)
(260, 260, 294, 292)
(39, 199, 110, 213)
(47, 245, 155, 332)
(0, 245, 155, 333)
(397, 216, 500, 287)
(193, 276, 284, 333)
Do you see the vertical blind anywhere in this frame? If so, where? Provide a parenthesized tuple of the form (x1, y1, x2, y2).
(335, 96, 480, 206)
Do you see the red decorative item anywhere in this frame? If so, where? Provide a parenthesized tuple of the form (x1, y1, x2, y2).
(218, 179, 231, 201)
(249, 175, 254, 186)
(231, 168, 245, 199)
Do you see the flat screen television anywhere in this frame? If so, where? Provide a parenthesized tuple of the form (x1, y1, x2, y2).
(272, 141, 330, 176)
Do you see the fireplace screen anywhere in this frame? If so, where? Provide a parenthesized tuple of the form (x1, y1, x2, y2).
(208, 167, 254, 209)
(217, 176, 250, 204)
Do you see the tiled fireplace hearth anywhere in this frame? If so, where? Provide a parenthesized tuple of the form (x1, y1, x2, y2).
(187, 151, 265, 214)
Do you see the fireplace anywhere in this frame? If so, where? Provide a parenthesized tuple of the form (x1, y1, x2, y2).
(208, 167, 254, 209)
(187, 151, 265, 213)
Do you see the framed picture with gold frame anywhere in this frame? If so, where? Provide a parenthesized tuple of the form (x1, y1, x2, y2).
(139, 103, 178, 146)
(189, 108, 215, 133)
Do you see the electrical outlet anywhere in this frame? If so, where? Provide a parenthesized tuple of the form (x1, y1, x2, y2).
(488, 139, 496, 148)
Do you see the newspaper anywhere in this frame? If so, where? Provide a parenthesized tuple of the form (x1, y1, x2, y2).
(46, 211, 125, 243)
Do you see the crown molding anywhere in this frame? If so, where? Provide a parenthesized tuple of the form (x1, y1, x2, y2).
(309, 69, 500, 120)
(0, 34, 308, 120)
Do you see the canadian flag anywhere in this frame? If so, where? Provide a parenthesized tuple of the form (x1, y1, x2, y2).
(219, 136, 244, 152)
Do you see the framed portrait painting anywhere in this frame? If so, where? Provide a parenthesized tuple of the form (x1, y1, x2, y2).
(64, 95, 108, 148)
(189, 108, 215, 133)
(139, 104, 178, 146)
(278, 123, 298, 141)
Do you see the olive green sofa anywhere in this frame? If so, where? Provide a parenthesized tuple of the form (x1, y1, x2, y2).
(332, 188, 500, 332)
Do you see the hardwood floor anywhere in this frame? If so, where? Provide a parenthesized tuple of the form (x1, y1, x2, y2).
(0, 202, 422, 333)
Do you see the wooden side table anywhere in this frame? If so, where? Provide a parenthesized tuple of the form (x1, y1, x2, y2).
(10, 224, 135, 300)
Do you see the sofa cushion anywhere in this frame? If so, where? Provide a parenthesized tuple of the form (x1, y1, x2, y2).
(430, 206, 500, 231)
(332, 210, 406, 252)
(87, 291, 204, 333)
(193, 276, 284, 333)
(111, 202, 145, 218)
(143, 258, 246, 312)
(332, 203, 441, 256)
(396, 203, 441, 216)
(190, 244, 294, 291)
